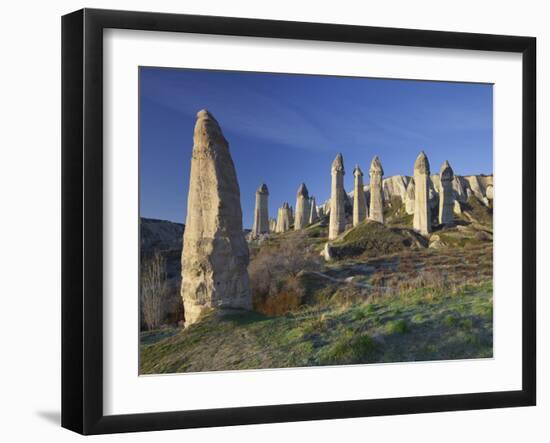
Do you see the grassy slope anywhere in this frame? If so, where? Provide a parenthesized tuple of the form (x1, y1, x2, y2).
(140, 280, 492, 374)
(140, 196, 494, 374)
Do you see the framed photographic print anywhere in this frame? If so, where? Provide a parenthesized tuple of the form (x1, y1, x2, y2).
(61, 8, 536, 435)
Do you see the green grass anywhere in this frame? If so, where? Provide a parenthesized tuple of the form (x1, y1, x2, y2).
(384, 196, 413, 227)
(385, 319, 409, 334)
(461, 196, 493, 226)
(141, 204, 493, 374)
(140, 280, 493, 374)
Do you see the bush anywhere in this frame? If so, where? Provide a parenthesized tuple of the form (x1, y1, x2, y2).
(442, 314, 457, 327)
(385, 319, 409, 334)
(141, 252, 168, 330)
(319, 331, 377, 364)
(249, 232, 321, 315)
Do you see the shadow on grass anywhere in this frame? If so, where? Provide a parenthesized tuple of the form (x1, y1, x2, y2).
(219, 309, 271, 326)
(140, 328, 180, 345)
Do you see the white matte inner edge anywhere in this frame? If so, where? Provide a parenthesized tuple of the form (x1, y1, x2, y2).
(103, 29, 523, 415)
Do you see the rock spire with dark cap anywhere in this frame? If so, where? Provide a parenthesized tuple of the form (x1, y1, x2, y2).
(369, 156, 384, 223)
(413, 151, 431, 235)
(252, 183, 269, 238)
(294, 183, 310, 230)
(353, 165, 367, 226)
(438, 160, 455, 226)
(180, 110, 251, 326)
(329, 153, 346, 239)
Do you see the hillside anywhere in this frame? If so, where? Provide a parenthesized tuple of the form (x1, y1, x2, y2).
(141, 270, 492, 373)
(140, 217, 184, 254)
(140, 195, 493, 373)
(140, 218, 185, 325)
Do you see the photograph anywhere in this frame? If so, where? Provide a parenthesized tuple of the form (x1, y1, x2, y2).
(138, 67, 494, 375)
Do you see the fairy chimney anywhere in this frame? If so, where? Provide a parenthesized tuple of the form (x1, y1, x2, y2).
(276, 202, 291, 233)
(251, 183, 269, 238)
(438, 160, 455, 226)
(309, 196, 319, 224)
(180, 110, 251, 326)
(413, 151, 431, 235)
(294, 183, 310, 230)
(353, 165, 367, 226)
(329, 153, 346, 240)
(369, 156, 384, 224)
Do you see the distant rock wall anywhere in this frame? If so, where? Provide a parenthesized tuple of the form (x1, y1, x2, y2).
(140, 218, 185, 326)
(359, 174, 493, 208)
(141, 217, 184, 254)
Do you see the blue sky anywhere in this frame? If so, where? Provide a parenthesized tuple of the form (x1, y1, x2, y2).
(139, 67, 493, 227)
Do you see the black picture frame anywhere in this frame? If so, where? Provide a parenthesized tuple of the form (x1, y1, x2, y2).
(61, 8, 536, 435)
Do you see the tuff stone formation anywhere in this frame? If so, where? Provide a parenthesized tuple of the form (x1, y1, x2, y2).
(329, 153, 346, 240)
(369, 156, 384, 224)
(309, 196, 319, 224)
(438, 160, 455, 226)
(181, 110, 251, 327)
(251, 183, 269, 238)
(294, 183, 310, 230)
(405, 179, 415, 215)
(413, 151, 431, 235)
(269, 218, 277, 232)
(353, 165, 367, 226)
(276, 202, 291, 233)
(322, 173, 493, 220)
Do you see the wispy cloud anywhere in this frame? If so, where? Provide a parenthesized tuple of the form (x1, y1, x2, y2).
(141, 76, 333, 152)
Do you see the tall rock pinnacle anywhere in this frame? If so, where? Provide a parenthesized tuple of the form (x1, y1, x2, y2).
(294, 183, 310, 230)
(438, 160, 455, 226)
(329, 153, 346, 240)
(353, 165, 367, 226)
(413, 151, 431, 235)
(309, 196, 319, 224)
(181, 110, 251, 326)
(252, 183, 269, 238)
(369, 156, 384, 224)
(276, 202, 291, 233)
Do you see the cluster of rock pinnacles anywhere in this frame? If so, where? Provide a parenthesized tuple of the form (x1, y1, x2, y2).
(180, 110, 464, 326)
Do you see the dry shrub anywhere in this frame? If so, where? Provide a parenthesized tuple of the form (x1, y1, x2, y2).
(370, 272, 387, 287)
(397, 269, 447, 292)
(250, 233, 321, 315)
(256, 290, 302, 316)
(397, 259, 415, 273)
(141, 252, 168, 330)
(331, 284, 366, 307)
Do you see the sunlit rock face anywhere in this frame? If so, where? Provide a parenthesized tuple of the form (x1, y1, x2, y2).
(181, 110, 251, 327)
(252, 183, 269, 238)
(369, 156, 384, 224)
(276, 202, 291, 233)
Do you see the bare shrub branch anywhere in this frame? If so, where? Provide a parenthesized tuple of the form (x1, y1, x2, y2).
(141, 252, 168, 330)
(249, 232, 321, 315)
